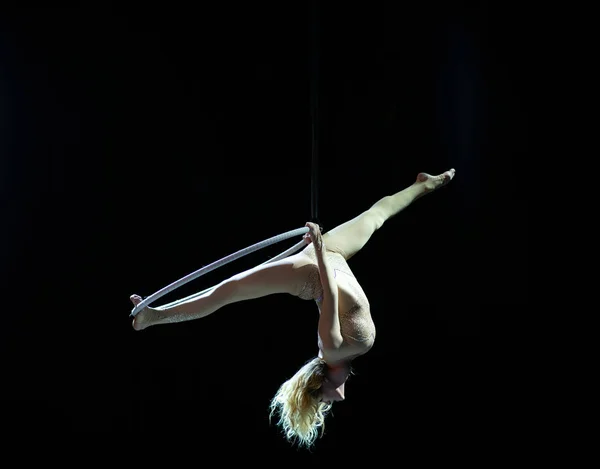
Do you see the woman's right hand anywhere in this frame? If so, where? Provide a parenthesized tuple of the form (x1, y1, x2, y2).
(304, 222, 323, 250)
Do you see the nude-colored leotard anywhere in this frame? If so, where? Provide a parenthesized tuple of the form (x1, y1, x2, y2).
(297, 244, 376, 350)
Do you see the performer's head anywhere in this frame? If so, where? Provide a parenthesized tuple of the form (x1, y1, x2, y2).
(269, 357, 350, 448)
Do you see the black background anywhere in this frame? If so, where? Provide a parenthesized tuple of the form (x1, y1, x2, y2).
(1, 3, 528, 460)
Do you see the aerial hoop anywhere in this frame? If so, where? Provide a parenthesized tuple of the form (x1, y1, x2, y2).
(130, 226, 310, 317)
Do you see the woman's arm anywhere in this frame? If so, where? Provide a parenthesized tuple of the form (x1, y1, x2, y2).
(305, 222, 343, 350)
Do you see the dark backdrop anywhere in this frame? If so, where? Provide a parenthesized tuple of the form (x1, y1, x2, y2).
(1, 3, 528, 461)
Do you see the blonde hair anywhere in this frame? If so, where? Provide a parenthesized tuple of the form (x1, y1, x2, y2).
(269, 357, 333, 449)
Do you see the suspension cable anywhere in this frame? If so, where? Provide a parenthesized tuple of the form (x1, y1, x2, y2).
(309, 0, 321, 230)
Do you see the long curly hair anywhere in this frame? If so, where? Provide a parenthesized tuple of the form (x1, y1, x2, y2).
(269, 356, 333, 449)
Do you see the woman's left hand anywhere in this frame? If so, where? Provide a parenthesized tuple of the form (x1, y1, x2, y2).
(304, 222, 323, 250)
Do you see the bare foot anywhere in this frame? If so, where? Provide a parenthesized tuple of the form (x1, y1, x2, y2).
(130, 294, 156, 331)
(416, 168, 456, 192)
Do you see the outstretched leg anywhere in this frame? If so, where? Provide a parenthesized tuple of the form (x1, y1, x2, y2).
(323, 169, 455, 260)
(131, 253, 313, 331)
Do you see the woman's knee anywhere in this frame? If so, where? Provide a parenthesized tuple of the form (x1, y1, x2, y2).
(210, 278, 242, 306)
(366, 207, 386, 231)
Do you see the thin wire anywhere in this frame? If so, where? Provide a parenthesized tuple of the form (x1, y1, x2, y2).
(309, 0, 319, 225)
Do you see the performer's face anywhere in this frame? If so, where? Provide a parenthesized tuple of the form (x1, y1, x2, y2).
(320, 364, 350, 403)
(320, 380, 345, 404)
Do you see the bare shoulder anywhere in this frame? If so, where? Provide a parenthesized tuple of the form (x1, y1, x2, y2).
(321, 344, 368, 365)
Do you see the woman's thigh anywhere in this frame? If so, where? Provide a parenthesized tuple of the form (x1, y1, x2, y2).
(222, 251, 315, 302)
(322, 208, 384, 261)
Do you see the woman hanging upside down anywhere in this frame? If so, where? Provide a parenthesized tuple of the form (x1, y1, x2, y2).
(130, 168, 456, 448)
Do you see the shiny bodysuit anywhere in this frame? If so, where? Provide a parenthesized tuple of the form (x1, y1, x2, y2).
(297, 244, 376, 353)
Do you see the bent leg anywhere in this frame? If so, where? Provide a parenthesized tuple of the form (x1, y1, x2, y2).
(131, 252, 312, 330)
(323, 169, 455, 260)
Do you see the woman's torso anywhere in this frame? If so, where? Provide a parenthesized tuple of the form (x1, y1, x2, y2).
(297, 245, 376, 358)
